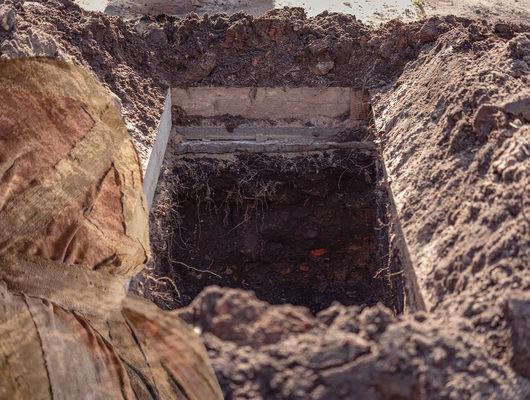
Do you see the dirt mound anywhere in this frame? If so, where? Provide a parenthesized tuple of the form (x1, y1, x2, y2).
(169, 17, 529, 400)
(178, 287, 529, 399)
(373, 28, 530, 360)
(158, 8, 528, 89)
(2, 0, 527, 161)
(159, 9, 464, 88)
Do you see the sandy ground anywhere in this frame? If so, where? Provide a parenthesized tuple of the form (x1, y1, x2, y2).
(76, 0, 529, 24)
(425, 0, 530, 25)
(75, 0, 107, 12)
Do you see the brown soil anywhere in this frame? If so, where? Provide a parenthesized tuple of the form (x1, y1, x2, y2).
(372, 24, 530, 360)
(143, 152, 402, 314)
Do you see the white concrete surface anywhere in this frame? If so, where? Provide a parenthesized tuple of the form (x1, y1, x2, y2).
(172, 87, 369, 120)
(143, 88, 172, 208)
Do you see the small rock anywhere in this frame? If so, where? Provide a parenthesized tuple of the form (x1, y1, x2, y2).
(494, 23, 511, 36)
(416, 18, 438, 45)
(307, 36, 332, 56)
(468, 23, 487, 42)
(293, 21, 303, 32)
(133, 20, 149, 35)
(310, 61, 334, 76)
(359, 304, 394, 340)
(503, 96, 530, 122)
(1, 29, 59, 59)
(185, 52, 217, 82)
(145, 26, 167, 47)
(0, 5, 16, 32)
(472, 104, 505, 138)
(506, 294, 530, 379)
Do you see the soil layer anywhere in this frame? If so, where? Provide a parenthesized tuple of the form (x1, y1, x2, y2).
(145, 152, 400, 313)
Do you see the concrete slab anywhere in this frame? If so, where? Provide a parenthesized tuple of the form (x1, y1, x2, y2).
(172, 87, 369, 121)
(176, 125, 363, 141)
(174, 140, 376, 155)
(143, 89, 172, 208)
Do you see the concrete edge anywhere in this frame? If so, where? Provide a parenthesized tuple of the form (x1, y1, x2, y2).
(143, 88, 172, 209)
(172, 87, 371, 121)
(369, 88, 427, 313)
(174, 140, 376, 155)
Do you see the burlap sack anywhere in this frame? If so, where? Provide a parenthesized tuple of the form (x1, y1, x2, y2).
(0, 58, 222, 400)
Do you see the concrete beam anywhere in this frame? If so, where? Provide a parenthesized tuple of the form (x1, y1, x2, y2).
(175, 125, 363, 141)
(174, 140, 376, 155)
(172, 87, 370, 120)
(143, 89, 172, 208)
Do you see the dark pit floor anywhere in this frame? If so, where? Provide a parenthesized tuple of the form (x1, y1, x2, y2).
(143, 151, 401, 313)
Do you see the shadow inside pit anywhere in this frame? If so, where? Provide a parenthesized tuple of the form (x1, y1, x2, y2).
(140, 150, 405, 314)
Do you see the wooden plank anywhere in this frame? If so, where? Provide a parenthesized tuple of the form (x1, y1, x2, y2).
(174, 126, 359, 141)
(172, 87, 365, 120)
(175, 140, 376, 155)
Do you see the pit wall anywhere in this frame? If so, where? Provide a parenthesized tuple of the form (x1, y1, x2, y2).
(375, 156, 427, 312)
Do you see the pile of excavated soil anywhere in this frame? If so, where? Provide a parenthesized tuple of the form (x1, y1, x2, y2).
(4, 0, 527, 164)
(1, 1, 529, 399)
(170, 14, 529, 400)
(178, 286, 529, 399)
(372, 23, 530, 360)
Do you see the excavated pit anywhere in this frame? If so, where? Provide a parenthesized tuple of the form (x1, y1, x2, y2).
(140, 86, 418, 315)
(145, 149, 409, 314)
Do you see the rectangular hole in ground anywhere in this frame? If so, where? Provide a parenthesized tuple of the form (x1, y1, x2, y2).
(145, 150, 406, 314)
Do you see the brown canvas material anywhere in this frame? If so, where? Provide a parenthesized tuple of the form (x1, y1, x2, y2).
(0, 58, 223, 400)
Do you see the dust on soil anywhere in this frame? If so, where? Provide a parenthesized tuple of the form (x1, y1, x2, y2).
(143, 152, 401, 314)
